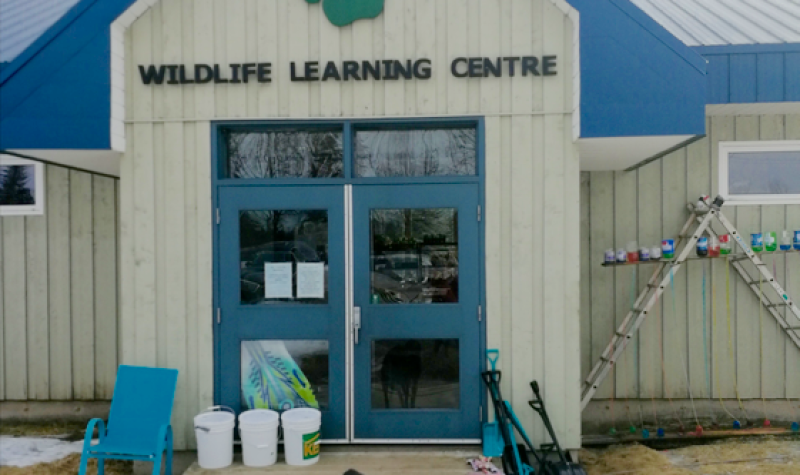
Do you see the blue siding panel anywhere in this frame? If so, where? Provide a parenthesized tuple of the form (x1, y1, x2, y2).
(694, 44, 800, 105)
(729, 54, 757, 103)
(757, 53, 784, 103)
(787, 53, 800, 102)
(0, 0, 136, 150)
(706, 55, 730, 104)
(1, 32, 112, 149)
(567, 0, 707, 138)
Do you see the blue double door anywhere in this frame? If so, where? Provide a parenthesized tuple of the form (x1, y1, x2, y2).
(218, 183, 481, 441)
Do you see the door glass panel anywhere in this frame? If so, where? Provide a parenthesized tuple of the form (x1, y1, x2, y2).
(240, 210, 329, 304)
(370, 208, 458, 304)
(241, 340, 329, 411)
(355, 128, 476, 177)
(371, 339, 459, 409)
(226, 129, 344, 178)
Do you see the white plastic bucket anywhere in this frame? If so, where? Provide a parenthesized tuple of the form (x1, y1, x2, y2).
(238, 409, 280, 467)
(281, 408, 322, 466)
(194, 406, 235, 469)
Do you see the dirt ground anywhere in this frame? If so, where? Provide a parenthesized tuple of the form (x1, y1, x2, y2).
(0, 454, 132, 475)
(580, 435, 800, 474)
(0, 422, 87, 439)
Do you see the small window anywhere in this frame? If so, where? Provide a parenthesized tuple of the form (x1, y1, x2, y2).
(354, 127, 477, 177)
(0, 155, 45, 216)
(224, 129, 344, 179)
(719, 141, 800, 205)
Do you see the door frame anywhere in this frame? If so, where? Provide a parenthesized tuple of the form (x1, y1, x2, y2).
(211, 117, 487, 443)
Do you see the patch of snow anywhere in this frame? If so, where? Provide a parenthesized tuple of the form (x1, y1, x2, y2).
(0, 436, 89, 467)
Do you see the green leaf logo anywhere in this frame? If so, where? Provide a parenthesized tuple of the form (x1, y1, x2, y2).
(305, 0, 385, 27)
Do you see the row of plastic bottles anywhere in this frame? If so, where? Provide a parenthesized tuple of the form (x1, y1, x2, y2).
(605, 230, 800, 263)
(697, 230, 800, 257)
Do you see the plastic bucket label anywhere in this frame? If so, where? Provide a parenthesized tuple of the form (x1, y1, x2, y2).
(303, 431, 320, 460)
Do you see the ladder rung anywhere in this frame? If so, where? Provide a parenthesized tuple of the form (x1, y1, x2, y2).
(615, 331, 632, 338)
(731, 255, 751, 262)
(766, 302, 787, 308)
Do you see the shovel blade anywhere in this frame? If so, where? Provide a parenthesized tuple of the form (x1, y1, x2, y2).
(482, 422, 504, 457)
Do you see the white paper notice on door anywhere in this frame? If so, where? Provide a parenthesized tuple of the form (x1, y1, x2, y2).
(264, 262, 293, 299)
(296, 263, 325, 299)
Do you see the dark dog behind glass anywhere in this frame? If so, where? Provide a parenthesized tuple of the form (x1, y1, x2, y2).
(380, 340, 422, 408)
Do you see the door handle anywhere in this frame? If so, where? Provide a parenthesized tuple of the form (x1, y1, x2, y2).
(353, 306, 361, 345)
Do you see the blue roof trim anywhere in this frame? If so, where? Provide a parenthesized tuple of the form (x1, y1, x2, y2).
(3, 0, 711, 149)
(566, 0, 707, 139)
(0, 0, 136, 150)
(695, 44, 800, 104)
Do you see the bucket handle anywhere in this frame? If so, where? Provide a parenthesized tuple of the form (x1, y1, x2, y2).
(195, 405, 235, 432)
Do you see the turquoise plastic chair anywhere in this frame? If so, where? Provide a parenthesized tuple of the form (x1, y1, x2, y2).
(79, 365, 179, 475)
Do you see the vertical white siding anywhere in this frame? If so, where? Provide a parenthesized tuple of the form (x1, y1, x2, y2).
(0, 165, 119, 401)
(581, 114, 800, 408)
(122, 0, 580, 449)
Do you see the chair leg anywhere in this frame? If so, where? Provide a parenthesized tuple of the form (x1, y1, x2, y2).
(165, 429, 173, 475)
(97, 457, 105, 475)
(78, 453, 90, 475)
(164, 441, 172, 475)
(152, 452, 163, 475)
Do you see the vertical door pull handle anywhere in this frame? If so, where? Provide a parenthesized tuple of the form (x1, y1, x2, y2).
(353, 306, 361, 345)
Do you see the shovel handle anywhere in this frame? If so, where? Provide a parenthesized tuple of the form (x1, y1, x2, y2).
(487, 349, 499, 372)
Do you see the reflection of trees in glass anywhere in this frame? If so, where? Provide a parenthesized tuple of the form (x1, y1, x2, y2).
(356, 129, 476, 177)
(241, 210, 328, 253)
(0, 166, 35, 205)
(370, 209, 459, 304)
(371, 209, 457, 250)
(227, 130, 343, 178)
(240, 210, 329, 304)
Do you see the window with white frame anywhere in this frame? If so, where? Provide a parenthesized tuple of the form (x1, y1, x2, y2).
(719, 141, 800, 205)
(0, 155, 45, 216)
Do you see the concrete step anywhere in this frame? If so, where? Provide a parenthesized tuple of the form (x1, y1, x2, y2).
(184, 450, 480, 474)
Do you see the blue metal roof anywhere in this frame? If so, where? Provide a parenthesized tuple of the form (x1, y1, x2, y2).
(630, 0, 800, 47)
(0, 0, 81, 62)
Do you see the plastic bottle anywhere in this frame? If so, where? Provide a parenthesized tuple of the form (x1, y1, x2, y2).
(639, 247, 650, 262)
(709, 235, 720, 257)
(779, 231, 791, 251)
(662, 239, 675, 259)
(616, 248, 627, 263)
(751, 233, 764, 252)
(604, 249, 616, 264)
(719, 234, 732, 255)
(765, 232, 777, 252)
(696, 237, 709, 257)
(795, 231, 800, 251)
(627, 241, 639, 263)
(651, 246, 662, 260)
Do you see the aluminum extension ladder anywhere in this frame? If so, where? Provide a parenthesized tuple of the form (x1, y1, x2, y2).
(580, 195, 800, 411)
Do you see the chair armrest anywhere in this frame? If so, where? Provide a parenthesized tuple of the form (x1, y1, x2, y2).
(84, 418, 106, 449)
(156, 424, 173, 453)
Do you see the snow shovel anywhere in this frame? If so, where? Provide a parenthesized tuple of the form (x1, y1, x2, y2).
(481, 350, 533, 475)
(482, 350, 504, 457)
(528, 381, 588, 475)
